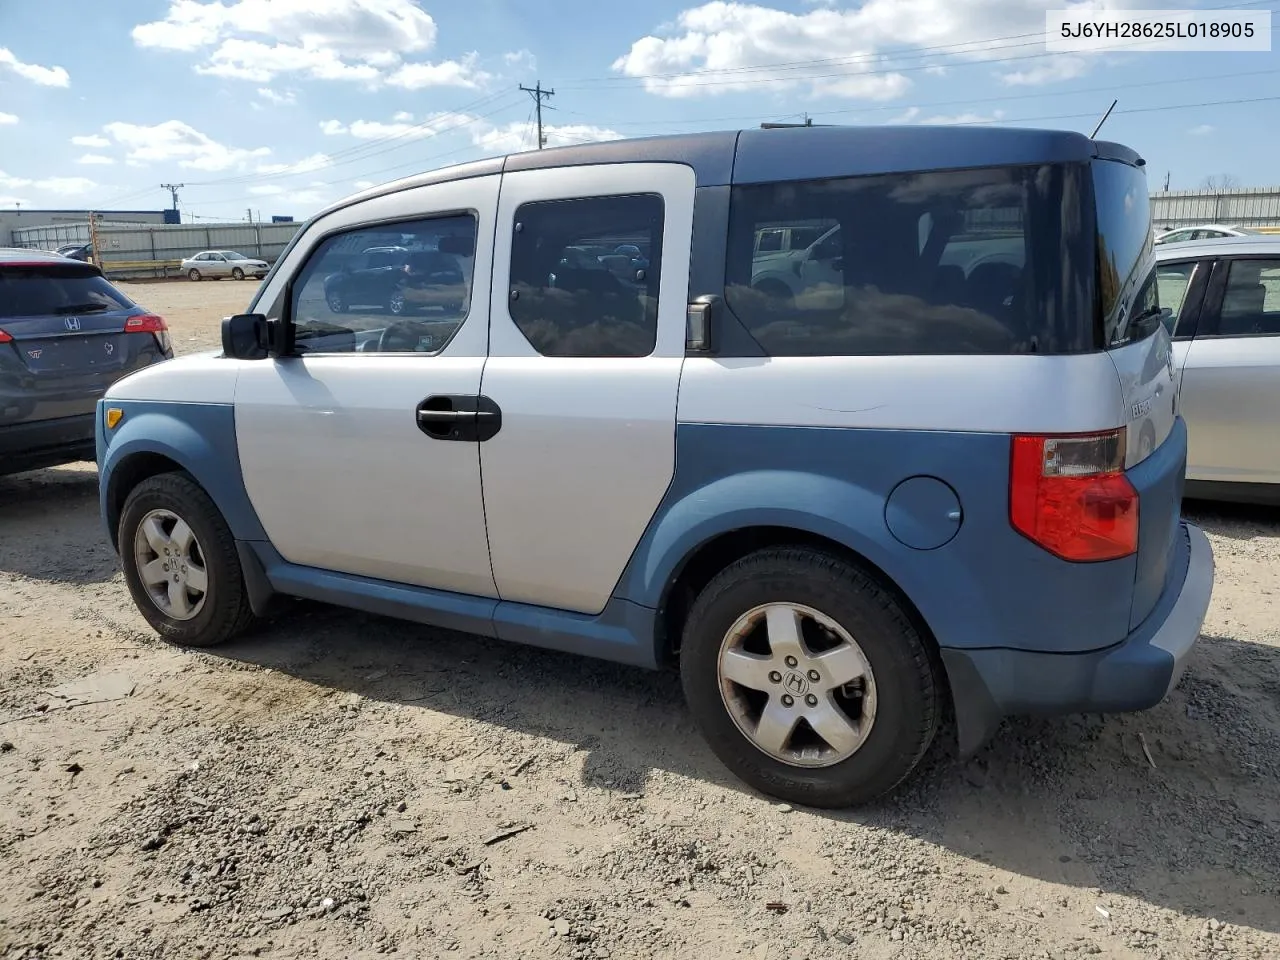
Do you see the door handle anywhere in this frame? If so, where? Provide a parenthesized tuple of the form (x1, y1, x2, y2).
(415, 395, 502, 441)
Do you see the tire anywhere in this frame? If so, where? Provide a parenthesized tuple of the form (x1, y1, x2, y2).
(232, 267, 245, 280)
(327, 291, 347, 314)
(679, 546, 941, 808)
(388, 292, 406, 315)
(188, 269, 202, 282)
(118, 472, 257, 648)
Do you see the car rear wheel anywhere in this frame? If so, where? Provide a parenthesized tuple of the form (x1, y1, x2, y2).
(680, 546, 941, 808)
(119, 472, 256, 648)
(188, 269, 202, 282)
(232, 267, 245, 280)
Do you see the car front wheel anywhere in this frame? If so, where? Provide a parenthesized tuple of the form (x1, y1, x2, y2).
(119, 472, 256, 648)
(680, 546, 942, 808)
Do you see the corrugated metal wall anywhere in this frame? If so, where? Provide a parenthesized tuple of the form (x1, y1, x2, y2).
(10, 220, 304, 278)
(1152, 187, 1280, 230)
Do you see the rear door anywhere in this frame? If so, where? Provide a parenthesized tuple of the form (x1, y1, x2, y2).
(0, 262, 156, 425)
(1179, 254, 1280, 486)
(479, 162, 695, 616)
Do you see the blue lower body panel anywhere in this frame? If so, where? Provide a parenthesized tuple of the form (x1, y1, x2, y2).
(941, 520, 1214, 755)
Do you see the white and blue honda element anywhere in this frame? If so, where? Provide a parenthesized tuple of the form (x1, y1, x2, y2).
(97, 126, 1214, 807)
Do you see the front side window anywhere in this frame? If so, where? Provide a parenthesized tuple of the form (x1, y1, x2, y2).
(1218, 259, 1280, 337)
(725, 164, 1093, 356)
(288, 214, 476, 355)
(508, 193, 664, 358)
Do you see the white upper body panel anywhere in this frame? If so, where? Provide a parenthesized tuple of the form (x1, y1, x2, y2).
(105, 351, 241, 405)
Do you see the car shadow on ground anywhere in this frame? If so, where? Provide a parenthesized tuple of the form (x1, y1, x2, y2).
(0, 463, 121, 584)
(205, 596, 1280, 937)
(1184, 498, 1280, 541)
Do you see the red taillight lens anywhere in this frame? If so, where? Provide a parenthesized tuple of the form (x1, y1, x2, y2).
(1010, 428, 1138, 562)
(124, 314, 167, 333)
(0, 328, 11, 343)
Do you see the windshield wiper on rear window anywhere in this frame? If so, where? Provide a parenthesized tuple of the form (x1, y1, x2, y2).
(54, 302, 111, 314)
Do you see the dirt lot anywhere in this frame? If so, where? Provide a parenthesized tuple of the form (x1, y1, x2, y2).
(2, 279, 1279, 960)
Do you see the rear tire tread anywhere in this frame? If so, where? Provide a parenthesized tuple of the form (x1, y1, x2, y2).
(680, 546, 940, 808)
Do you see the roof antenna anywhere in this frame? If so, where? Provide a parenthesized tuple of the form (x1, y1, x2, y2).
(1090, 99, 1118, 139)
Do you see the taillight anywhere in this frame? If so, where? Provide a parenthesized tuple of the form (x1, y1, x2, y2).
(124, 314, 167, 333)
(0, 328, 11, 343)
(1009, 428, 1138, 562)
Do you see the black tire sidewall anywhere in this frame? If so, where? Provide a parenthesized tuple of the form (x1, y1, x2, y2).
(118, 474, 246, 647)
(681, 551, 938, 808)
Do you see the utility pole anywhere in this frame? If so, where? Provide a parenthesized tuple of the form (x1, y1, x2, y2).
(160, 182, 184, 215)
(519, 82, 555, 149)
(1163, 171, 1171, 191)
(88, 212, 101, 267)
(246, 208, 253, 223)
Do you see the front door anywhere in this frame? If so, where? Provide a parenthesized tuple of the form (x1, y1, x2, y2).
(1180, 254, 1280, 485)
(480, 162, 696, 615)
(233, 175, 500, 596)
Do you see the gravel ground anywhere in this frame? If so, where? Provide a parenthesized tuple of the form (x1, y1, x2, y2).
(1, 280, 1278, 960)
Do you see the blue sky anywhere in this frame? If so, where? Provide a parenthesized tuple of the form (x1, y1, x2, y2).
(0, 0, 1276, 222)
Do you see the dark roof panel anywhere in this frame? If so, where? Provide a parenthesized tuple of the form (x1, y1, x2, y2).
(732, 125, 1101, 185)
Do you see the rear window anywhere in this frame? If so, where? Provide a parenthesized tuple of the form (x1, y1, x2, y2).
(725, 163, 1095, 356)
(0, 265, 132, 319)
(1092, 158, 1158, 346)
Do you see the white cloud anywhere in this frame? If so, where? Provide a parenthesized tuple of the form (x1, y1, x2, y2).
(321, 112, 479, 141)
(0, 47, 70, 87)
(133, 0, 493, 89)
(102, 119, 272, 171)
(0, 112, 17, 125)
(392, 111, 413, 122)
(503, 49, 537, 71)
(76, 154, 115, 165)
(1000, 55, 1089, 86)
(0, 171, 96, 196)
(386, 53, 490, 90)
(353, 179, 375, 189)
(613, 1, 1148, 98)
(249, 184, 285, 196)
(472, 122, 624, 155)
(257, 86, 296, 105)
(71, 134, 110, 147)
(257, 152, 331, 174)
(1188, 124, 1214, 136)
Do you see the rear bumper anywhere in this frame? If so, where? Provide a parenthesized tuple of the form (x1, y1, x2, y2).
(942, 521, 1214, 756)
(0, 413, 97, 475)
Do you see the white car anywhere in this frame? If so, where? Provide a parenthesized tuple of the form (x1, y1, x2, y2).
(181, 250, 269, 281)
(1154, 224, 1260, 245)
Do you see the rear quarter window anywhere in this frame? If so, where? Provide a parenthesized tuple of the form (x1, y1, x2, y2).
(724, 163, 1094, 356)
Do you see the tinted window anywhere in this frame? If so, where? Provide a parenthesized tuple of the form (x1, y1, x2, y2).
(1218, 259, 1280, 336)
(756, 229, 784, 253)
(1092, 158, 1155, 345)
(289, 215, 476, 355)
(0, 266, 132, 318)
(725, 164, 1093, 356)
(509, 194, 663, 358)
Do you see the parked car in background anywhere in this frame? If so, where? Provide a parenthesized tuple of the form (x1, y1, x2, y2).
(321, 243, 470, 316)
(1, 249, 172, 475)
(181, 250, 269, 281)
(55, 243, 94, 262)
(97, 125, 1212, 809)
(1155, 224, 1260, 245)
(1155, 234, 1280, 503)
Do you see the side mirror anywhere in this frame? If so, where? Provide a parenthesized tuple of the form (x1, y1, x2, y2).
(221, 313, 270, 360)
(686, 294, 720, 354)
